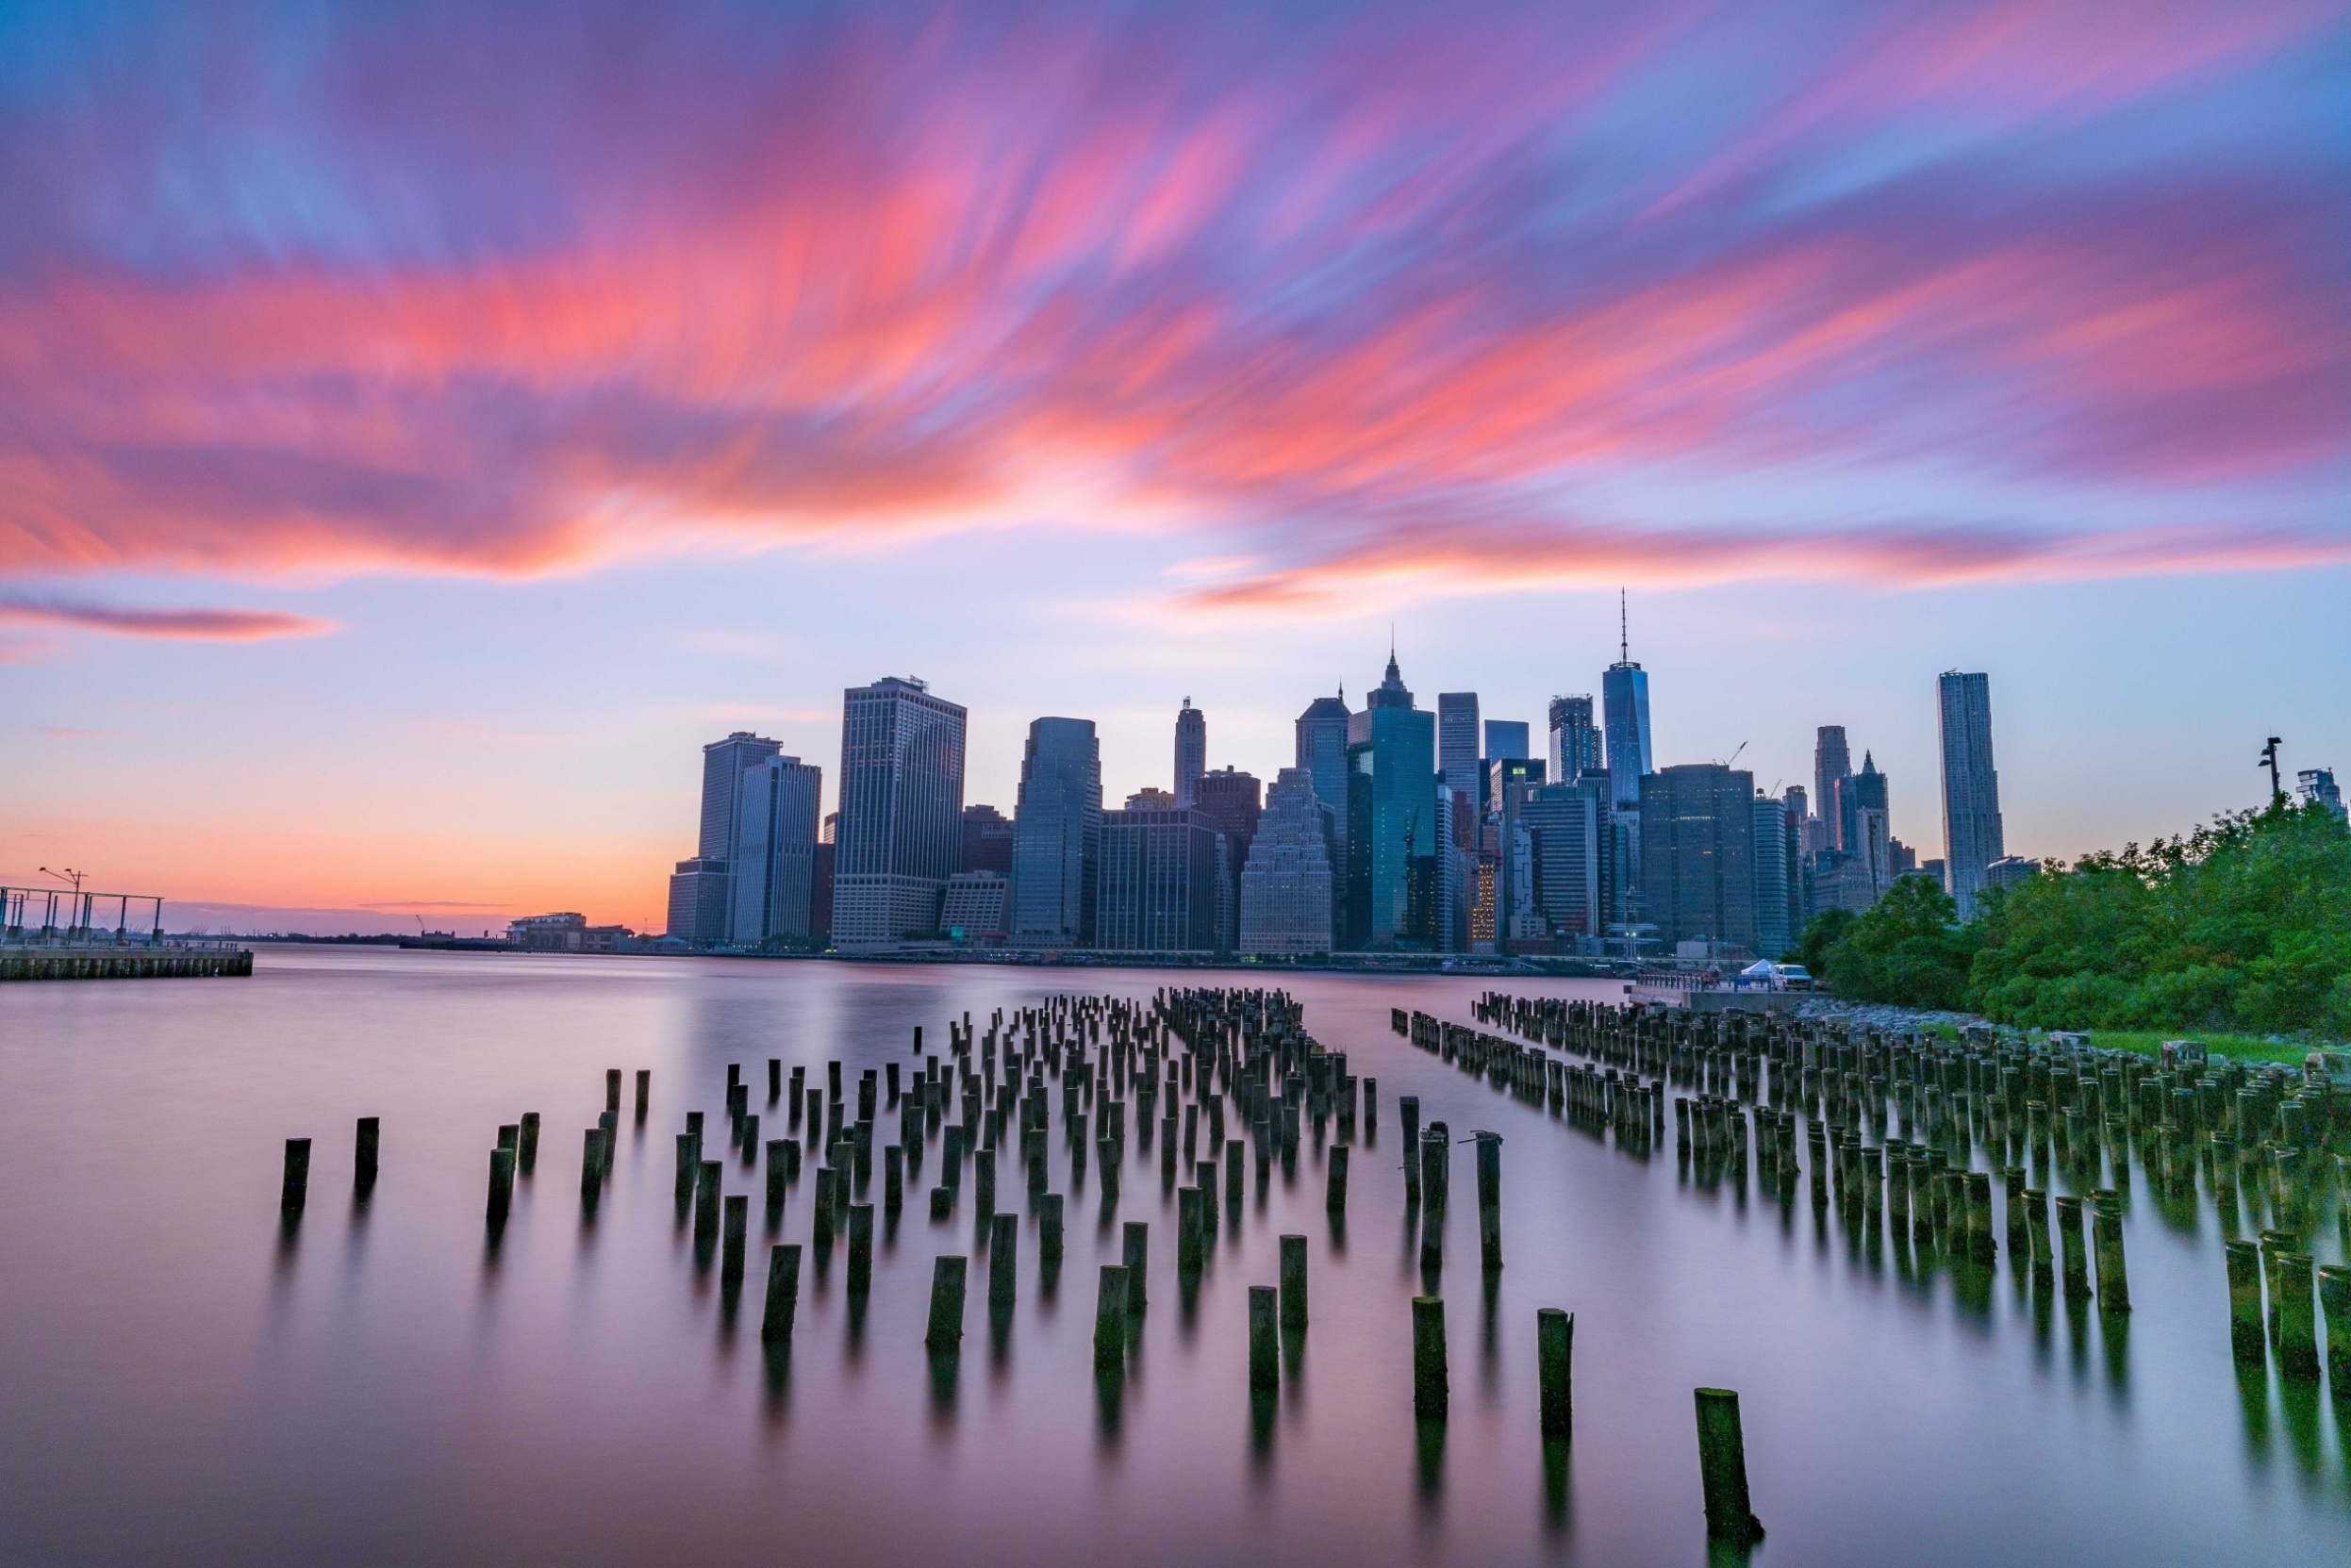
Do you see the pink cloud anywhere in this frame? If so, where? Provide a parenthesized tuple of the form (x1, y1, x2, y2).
(0, 596, 335, 640)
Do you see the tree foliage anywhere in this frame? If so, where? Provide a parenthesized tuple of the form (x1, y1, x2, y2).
(1812, 801, 2351, 1037)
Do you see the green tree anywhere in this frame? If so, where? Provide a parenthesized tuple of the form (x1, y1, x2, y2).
(1791, 907, 1853, 978)
(1817, 875, 1977, 1009)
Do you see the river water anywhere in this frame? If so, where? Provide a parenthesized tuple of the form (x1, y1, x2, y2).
(0, 948, 2343, 1564)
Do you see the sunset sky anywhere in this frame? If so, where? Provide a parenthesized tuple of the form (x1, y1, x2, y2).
(3, 0, 2345, 933)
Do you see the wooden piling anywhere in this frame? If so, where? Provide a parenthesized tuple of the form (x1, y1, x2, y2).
(722, 1195, 748, 1282)
(676, 1132, 698, 1202)
(761, 1244, 803, 1344)
(2055, 1196, 2091, 1299)
(768, 1059, 781, 1102)
(1280, 1233, 1308, 1329)
(929, 1183, 952, 1220)
(847, 1202, 875, 1294)
(988, 1213, 1018, 1308)
(1040, 1193, 1065, 1265)
(695, 1159, 721, 1237)
(925, 1255, 967, 1349)
(2091, 1190, 2129, 1313)
(488, 1146, 515, 1222)
(1537, 1308, 1573, 1442)
(1178, 1186, 1204, 1273)
(766, 1140, 790, 1208)
(281, 1138, 311, 1213)
(581, 1129, 606, 1204)
(2276, 1251, 2319, 1379)
(2225, 1240, 2264, 1361)
(635, 1069, 650, 1119)
(355, 1118, 380, 1187)
(605, 1068, 621, 1113)
(1121, 1221, 1148, 1311)
(1694, 1388, 1763, 1543)
(2319, 1264, 2350, 1388)
(516, 1112, 538, 1175)
(1249, 1285, 1279, 1390)
(1475, 1132, 1501, 1271)
(1095, 1264, 1130, 1371)
(1412, 1296, 1448, 1421)
(1327, 1144, 1349, 1212)
(812, 1167, 836, 1243)
(885, 1144, 905, 1212)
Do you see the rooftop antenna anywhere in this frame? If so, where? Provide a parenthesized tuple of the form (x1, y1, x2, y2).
(2260, 735, 2284, 803)
(1619, 588, 1629, 666)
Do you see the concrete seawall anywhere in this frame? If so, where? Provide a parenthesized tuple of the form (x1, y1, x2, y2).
(1, 948, 253, 982)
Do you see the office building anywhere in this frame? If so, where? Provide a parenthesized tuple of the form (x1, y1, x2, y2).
(1488, 756, 1548, 945)
(2300, 767, 2346, 822)
(1173, 699, 1207, 807)
(1096, 804, 1223, 951)
(1601, 659, 1650, 813)
(1937, 671, 2006, 917)
(1548, 695, 1601, 784)
(811, 817, 836, 944)
(1296, 689, 1351, 932)
(1522, 777, 1611, 944)
(700, 731, 783, 863)
(1848, 752, 1891, 889)
(833, 676, 967, 948)
(1751, 793, 1794, 959)
(1194, 767, 1263, 949)
(1983, 856, 2042, 893)
(730, 753, 822, 944)
(960, 804, 1016, 874)
(1010, 718, 1101, 947)
(665, 856, 730, 948)
(1483, 719, 1531, 762)
(940, 872, 1010, 942)
(1345, 653, 1439, 949)
(1638, 763, 1758, 952)
(1238, 768, 1335, 955)
(1126, 787, 1175, 810)
(1814, 726, 1852, 850)
(1438, 693, 1482, 797)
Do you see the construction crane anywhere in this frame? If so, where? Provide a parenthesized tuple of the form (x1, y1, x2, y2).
(1718, 741, 1748, 769)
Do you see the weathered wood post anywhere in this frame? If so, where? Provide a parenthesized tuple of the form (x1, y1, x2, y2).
(635, 1069, 650, 1120)
(1250, 1285, 1279, 1390)
(1400, 1097, 1422, 1201)
(2319, 1264, 2350, 1388)
(761, 1244, 802, 1343)
(580, 1130, 605, 1205)
(1280, 1233, 1308, 1329)
(847, 1202, 875, 1294)
(516, 1112, 538, 1176)
(1694, 1388, 1763, 1543)
(694, 1159, 721, 1237)
(355, 1118, 380, 1187)
(2091, 1190, 2129, 1313)
(1412, 1296, 1448, 1421)
(765, 1140, 791, 1210)
(2276, 1251, 2319, 1379)
(1040, 1193, 1066, 1266)
(988, 1213, 1018, 1308)
(1327, 1144, 1349, 1213)
(488, 1146, 515, 1222)
(2055, 1196, 2092, 1300)
(1474, 1131, 1502, 1272)
(722, 1195, 748, 1284)
(2225, 1239, 2265, 1361)
(676, 1132, 699, 1203)
(885, 1144, 905, 1213)
(1537, 1308, 1573, 1442)
(1122, 1221, 1148, 1311)
(605, 1069, 621, 1114)
(812, 1167, 837, 1243)
(281, 1138, 311, 1214)
(1095, 1264, 1130, 1372)
(926, 1255, 968, 1350)
(1178, 1186, 1204, 1273)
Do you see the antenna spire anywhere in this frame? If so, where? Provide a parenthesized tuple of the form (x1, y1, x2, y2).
(1618, 588, 1629, 665)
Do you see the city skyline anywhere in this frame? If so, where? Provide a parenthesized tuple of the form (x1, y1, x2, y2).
(4, 1, 2346, 931)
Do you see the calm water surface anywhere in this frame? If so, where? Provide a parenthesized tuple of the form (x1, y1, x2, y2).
(1, 949, 2345, 1565)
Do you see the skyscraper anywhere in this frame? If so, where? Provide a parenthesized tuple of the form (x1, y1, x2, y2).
(1345, 653, 1438, 949)
(1936, 671, 2005, 918)
(728, 754, 823, 945)
(1482, 720, 1531, 762)
(1296, 689, 1351, 941)
(1548, 695, 1600, 784)
(1437, 693, 1482, 797)
(1751, 792, 1793, 959)
(1813, 726, 1852, 850)
(1638, 763, 1759, 952)
(1194, 767, 1263, 949)
(1010, 718, 1101, 947)
(1601, 598, 1651, 812)
(833, 676, 967, 948)
(1095, 803, 1223, 951)
(2300, 767, 2346, 822)
(666, 729, 783, 947)
(1522, 776, 1611, 943)
(1173, 699, 1206, 808)
(1238, 767, 1334, 955)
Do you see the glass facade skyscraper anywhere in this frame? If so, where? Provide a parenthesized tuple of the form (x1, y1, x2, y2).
(1937, 670, 2005, 918)
(1637, 763, 1758, 950)
(1548, 694, 1600, 784)
(1010, 717, 1101, 946)
(1173, 699, 1206, 807)
(1344, 654, 1438, 950)
(730, 753, 822, 944)
(834, 676, 967, 948)
(1437, 692, 1482, 797)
